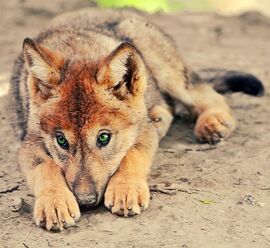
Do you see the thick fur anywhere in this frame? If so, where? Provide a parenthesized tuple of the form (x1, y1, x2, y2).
(9, 8, 263, 231)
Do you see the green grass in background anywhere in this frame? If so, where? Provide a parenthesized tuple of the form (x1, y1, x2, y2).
(96, 0, 212, 13)
(96, 0, 270, 16)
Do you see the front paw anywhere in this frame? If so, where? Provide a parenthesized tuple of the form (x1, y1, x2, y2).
(104, 178, 150, 217)
(34, 188, 81, 231)
(194, 110, 236, 144)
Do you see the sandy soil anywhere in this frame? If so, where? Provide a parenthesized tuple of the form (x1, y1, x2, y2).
(0, 1, 270, 247)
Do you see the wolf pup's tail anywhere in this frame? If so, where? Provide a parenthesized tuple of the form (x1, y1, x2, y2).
(192, 68, 264, 96)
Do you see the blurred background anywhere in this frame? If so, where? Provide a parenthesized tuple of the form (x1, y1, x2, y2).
(0, 0, 269, 97)
(95, 0, 270, 16)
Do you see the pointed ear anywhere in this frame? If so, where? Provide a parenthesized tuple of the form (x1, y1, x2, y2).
(23, 38, 64, 96)
(97, 42, 147, 100)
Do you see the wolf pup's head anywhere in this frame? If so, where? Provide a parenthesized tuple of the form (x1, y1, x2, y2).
(23, 38, 148, 207)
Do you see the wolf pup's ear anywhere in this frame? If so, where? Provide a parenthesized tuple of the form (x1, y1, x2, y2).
(97, 42, 147, 100)
(23, 38, 64, 97)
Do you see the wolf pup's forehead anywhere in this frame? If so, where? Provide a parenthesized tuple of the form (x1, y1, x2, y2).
(39, 64, 136, 136)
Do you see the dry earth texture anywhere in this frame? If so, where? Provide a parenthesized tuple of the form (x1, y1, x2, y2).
(0, 1, 270, 247)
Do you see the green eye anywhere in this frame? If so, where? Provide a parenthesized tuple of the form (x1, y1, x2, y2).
(56, 132, 69, 150)
(97, 131, 111, 148)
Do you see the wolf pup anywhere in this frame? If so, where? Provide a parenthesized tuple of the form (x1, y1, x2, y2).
(10, 8, 264, 231)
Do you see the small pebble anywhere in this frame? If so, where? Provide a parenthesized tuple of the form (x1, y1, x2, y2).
(10, 198, 23, 212)
(243, 195, 256, 205)
(10, 198, 32, 213)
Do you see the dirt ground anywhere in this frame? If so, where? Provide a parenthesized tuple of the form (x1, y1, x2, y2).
(0, 1, 270, 247)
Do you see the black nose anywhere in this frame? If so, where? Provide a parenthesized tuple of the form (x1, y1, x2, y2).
(76, 193, 97, 207)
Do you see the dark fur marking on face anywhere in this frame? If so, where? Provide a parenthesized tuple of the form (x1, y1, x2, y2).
(68, 83, 89, 128)
(41, 141, 52, 158)
(78, 140, 86, 169)
(55, 150, 69, 162)
(58, 62, 99, 130)
(33, 157, 44, 166)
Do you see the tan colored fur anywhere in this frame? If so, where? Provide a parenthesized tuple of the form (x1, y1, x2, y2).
(11, 8, 236, 231)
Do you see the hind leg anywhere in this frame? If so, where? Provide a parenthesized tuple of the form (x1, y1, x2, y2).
(175, 83, 236, 143)
(149, 82, 236, 143)
(150, 62, 236, 143)
(159, 75, 236, 143)
(191, 84, 236, 143)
